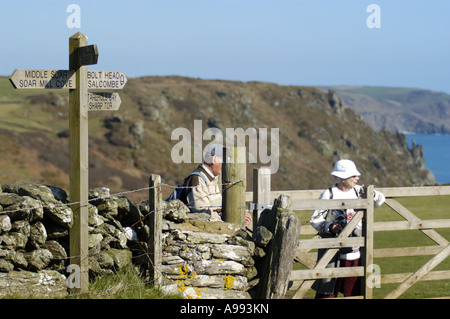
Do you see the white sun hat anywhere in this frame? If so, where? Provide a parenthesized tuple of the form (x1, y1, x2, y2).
(330, 159, 361, 179)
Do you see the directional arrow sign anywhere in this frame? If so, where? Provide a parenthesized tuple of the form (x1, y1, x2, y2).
(87, 70, 127, 89)
(88, 92, 121, 111)
(10, 69, 75, 89)
(73, 44, 99, 68)
(10, 69, 127, 90)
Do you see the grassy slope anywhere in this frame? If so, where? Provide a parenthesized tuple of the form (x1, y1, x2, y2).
(0, 75, 438, 201)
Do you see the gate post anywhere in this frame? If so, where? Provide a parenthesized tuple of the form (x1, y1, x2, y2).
(362, 185, 375, 298)
(222, 146, 246, 225)
(252, 167, 271, 230)
(255, 195, 301, 298)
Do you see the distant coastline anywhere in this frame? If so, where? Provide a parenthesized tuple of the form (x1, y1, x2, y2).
(402, 131, 450, 136)
(321, 86, 450, 136)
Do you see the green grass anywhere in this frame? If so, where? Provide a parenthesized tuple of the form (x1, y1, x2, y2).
(293, 195, 450, 299)
(2, 266, 182, 299)
(67, 266, 182, 299)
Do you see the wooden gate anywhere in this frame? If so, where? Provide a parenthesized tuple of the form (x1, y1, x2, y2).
(372, 186, 450, 299)
(247, 168, 450, 299)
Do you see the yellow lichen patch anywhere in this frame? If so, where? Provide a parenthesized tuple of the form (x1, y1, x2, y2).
(175, 264, 190, 278)
(176, 280, 187, 292)
(223, 275, 235, 290)
(173, 264, 202, 298)
(194, 287, 202, 298)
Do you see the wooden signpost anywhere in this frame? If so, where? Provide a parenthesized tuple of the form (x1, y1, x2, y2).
(9, 32, 127, 293)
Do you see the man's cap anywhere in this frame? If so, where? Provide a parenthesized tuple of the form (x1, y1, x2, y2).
(204, 144, 223, 163)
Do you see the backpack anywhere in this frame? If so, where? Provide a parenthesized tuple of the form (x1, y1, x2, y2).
(321, 186, 360, 236)
(325, 186, 361, 254)
(166, 171, 208, 202)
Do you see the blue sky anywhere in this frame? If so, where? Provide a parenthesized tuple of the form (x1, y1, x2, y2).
(1, 0, 449, 94)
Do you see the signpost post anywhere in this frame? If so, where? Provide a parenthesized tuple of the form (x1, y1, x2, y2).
(9, 32, 126, 293)
(68, 32, 90, 294)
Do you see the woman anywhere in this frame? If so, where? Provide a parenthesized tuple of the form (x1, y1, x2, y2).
(309, 159, 385, 298)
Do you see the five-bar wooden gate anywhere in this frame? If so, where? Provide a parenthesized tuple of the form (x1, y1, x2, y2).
(247, 168, 450, 299)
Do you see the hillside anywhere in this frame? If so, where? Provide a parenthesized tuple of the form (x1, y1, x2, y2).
(0, 76, 435, 203)
(320, 86, 450, 134)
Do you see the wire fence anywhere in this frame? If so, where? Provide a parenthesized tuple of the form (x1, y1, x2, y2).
(1, 180, 242, 216)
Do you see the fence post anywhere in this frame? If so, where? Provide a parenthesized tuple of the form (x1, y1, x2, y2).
(363, 185, 375, 299)
(222, 146, 246, 225)
(253, 167, 271, 231)
(149, 174, 162, 287)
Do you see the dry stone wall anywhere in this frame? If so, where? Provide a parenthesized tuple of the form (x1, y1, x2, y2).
(158, 200, 259, 299)
(0, 181, 266, 299)
(0, 181, 147, 297)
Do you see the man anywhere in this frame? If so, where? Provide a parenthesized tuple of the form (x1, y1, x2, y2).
(179, 144, 223, 220)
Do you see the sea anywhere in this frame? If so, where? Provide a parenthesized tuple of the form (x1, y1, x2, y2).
(406, 134, 450, 184)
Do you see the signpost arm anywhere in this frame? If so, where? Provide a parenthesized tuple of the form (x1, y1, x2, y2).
(69, 32, 90, 293)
